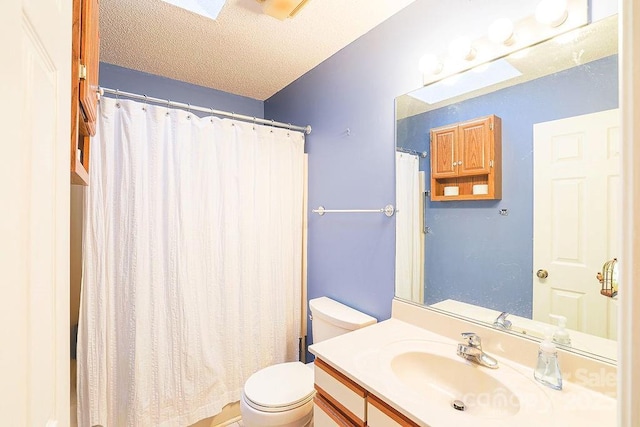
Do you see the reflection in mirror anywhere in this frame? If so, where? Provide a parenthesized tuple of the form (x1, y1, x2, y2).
(394, 16, 619, 362)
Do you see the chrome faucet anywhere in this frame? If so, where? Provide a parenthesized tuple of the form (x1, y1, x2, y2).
(457, 332, 499, 369)
(493, 312, 512, 330)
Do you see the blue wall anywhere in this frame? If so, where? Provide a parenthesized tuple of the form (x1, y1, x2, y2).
(99, 62, 264, 119)
(264, 0, 617, 341)
(263, 0, 548, 331)
(397, 55, 618, 317)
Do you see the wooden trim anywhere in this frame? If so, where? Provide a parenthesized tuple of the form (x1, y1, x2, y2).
(314, 385, 365, 427)
(368, 393, 419, 427)
(70, 0, 90, 185)
(315, 358, 366, 398)
(492, 115, 502, 199)
(78, 0, 99, 135)
(71, 135, 90, 185)
(313, 394, 351, 427)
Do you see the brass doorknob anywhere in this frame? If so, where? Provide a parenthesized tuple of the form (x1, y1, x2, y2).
(537, 269, 549, 279)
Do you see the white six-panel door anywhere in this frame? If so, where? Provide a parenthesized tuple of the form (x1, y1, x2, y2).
(533, 109, 620, 339)
(0, 0, 71, 425)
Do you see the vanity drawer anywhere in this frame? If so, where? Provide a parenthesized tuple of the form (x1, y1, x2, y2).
(314, 358, 367, 426)
(367, 393, 419, 427)
(314, 393, 359, 427)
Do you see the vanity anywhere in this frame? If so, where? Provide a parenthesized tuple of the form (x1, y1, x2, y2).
(309, 299, 616, 427)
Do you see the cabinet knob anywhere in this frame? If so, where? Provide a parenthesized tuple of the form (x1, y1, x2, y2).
(458, 161, 463, 165)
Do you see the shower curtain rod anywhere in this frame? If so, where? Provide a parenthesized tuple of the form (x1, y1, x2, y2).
(396, 146, 427, 158)
(99, 87, 312, 135)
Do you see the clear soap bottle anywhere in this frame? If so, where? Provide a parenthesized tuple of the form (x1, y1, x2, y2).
(533, 330, 563, 390)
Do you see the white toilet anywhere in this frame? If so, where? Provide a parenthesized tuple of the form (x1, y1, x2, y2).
(240, 296, 376, 427)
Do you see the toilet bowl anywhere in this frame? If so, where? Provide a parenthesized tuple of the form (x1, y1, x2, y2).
(240, 297, 376, 427)
(240, 362, 314, 427)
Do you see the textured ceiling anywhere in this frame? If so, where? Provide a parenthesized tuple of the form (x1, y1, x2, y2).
(100, 0, 416, 100)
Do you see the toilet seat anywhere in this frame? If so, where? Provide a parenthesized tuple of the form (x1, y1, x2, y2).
(243, 362, 315, 413)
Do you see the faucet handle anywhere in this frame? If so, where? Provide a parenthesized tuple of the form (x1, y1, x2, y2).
(494, 312, 512, 329)
(461, 332, 482, 348)
(496, 312, 509, 321)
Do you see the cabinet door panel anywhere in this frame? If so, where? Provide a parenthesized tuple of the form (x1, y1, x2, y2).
(314, 394, 358, 427)
(314, 358, 366, 426)
(458, 117, 491, 176)
(367, 394, 419, 427)
(79, 0, 99, 137)
(431, 125, 458, 177)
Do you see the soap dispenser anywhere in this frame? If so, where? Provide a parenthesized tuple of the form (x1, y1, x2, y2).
(534, 329, 563, 390)
(549, 314, 572, 346)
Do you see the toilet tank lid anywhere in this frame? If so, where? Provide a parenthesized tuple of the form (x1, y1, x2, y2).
(309, 297, 377, 330)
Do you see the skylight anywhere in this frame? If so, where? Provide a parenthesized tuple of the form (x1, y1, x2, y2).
(409, 59, 523, 105)
(161, 0, 226, 20)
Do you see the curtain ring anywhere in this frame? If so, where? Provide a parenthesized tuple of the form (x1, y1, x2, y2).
(210, 107, 215, 123)
(187, 103, 192, 120)
(166, 99, 171, 116)
(142, 94, 148, 111)
(252, 117, 256, 131)
(115, 89, 121, 108)
(270, 119, 274, 133)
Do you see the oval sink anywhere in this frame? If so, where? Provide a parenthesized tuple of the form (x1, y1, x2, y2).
(375, 339, 552, 421)
(390, 351, 520, 418)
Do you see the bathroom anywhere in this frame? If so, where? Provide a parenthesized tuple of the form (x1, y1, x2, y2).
(2, 0, 639, 425)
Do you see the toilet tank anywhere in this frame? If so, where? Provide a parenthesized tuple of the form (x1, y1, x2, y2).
(309, 297, 377, 343)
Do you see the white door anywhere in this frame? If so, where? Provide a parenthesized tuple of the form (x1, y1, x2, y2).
(0, 0, 71, 425)
(533, 109, 620, 339)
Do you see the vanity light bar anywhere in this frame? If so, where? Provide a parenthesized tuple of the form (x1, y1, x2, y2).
(420, 0, 588, 86)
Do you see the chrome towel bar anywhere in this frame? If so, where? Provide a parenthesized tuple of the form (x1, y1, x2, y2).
(312, 205, 395, 217)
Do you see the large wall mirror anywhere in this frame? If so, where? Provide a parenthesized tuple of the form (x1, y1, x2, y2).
(394, 15, 619, 363)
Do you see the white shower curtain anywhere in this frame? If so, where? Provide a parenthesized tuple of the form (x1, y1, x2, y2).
(395, 152, 424, 304)
(77, 97, 305, 427)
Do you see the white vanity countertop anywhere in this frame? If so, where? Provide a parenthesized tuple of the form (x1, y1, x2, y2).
(309, 318, 616, 427)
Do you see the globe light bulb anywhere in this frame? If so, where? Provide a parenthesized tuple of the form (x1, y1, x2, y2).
(448, 37, 476, 61)
(488, 18, 515, 45)
(419, 53, 443, 75)
(535, 0, 568, 27)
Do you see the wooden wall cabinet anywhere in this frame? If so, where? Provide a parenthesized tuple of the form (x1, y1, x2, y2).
(71, 0, 99, 185)
(430, 115, 502, 201)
